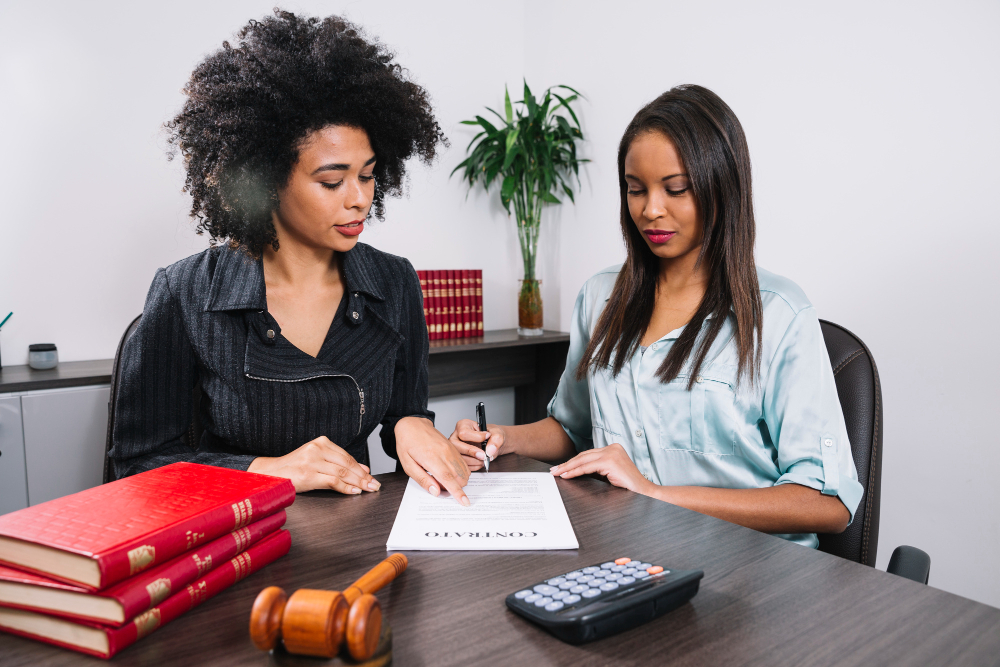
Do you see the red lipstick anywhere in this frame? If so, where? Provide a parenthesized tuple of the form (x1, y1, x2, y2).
(644, 229, 676, 244)
(335, 220, 365, 237)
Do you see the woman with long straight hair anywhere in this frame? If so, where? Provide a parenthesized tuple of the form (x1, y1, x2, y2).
(450, 85, 863, 545)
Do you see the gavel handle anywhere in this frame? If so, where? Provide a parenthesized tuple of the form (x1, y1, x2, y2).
(343, 554, 408, 606)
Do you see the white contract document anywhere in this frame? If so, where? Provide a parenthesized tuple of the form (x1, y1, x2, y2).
(385, 473, 579, 550)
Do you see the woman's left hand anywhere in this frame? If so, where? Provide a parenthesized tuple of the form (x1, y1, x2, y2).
(395, 416, 473, 506)
(549, 443, 653, 495)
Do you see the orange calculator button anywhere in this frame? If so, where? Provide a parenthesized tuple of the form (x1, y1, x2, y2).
(646, 566, 664, 575)
(615, 558, 631, 565)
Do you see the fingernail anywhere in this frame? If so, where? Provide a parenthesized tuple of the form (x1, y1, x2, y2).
(549, 466, 558, 472)
(476, 450, 486, 460)
(429, 485, 439, 496)
(351, 487, 361, 494)
(460, 496, 470, 507)
(487, 445, 497, 458)
(368, 481, 380, 491)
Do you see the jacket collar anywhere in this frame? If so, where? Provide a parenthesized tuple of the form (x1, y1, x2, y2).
(204, 243, 384, 313)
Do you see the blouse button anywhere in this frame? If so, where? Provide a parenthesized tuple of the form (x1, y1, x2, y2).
(635, 429, 643, 438)
(352, 312, 359, 320)
(651, 343, 658, 350)
(266, 329, 275, 339)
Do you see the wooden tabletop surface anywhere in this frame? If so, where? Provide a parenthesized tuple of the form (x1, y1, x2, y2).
(3, 455, 999, 666)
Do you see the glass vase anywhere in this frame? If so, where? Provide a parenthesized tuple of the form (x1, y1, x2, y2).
(518, 279, 543, 336)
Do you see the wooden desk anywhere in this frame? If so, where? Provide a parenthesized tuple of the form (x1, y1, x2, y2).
(3, 455, 999, 665)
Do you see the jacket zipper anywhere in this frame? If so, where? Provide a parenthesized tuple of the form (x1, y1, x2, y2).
(245, 372, 365, 436)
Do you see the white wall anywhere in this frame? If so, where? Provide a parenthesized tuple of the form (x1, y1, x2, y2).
(1, 1, 998, 607)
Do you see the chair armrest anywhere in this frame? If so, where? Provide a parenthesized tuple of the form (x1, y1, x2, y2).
(887, 545, 930, 584)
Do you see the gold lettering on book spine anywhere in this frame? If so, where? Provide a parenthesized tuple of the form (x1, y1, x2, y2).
(186, 580, 208, 605)
(133, 609, 161, 639)
(127, 545, 156, 575)
(231, 498, 254, 529)
(145, 578, 171, 606)
(232, 552, 252, 582)
(185, 530, 205, 549)
(232, 526, 251, 552)
(192, 553, 213, 576)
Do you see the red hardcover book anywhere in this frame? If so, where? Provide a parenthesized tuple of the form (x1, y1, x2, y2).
(428, 270, 439, 340)
(0, 510, 286, 626)
(417, 270, 430, 337)
(0, 530, 291, 659)
(475, 269, 484, 334)
(461, 270, 471, 338)
(447, 270, 457, 339)
(0, 462, 294, 591)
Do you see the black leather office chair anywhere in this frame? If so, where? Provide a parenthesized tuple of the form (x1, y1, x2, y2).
(818, 320, 929, 584)
(103, 314, 203, 485)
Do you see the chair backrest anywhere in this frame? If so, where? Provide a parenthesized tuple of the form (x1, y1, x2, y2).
(817, 320, 883, 566)
(103, 315, 203, 483)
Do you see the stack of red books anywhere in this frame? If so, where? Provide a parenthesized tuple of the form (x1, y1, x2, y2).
(0, 462, 295, 658)
(417, 269, 483, 340)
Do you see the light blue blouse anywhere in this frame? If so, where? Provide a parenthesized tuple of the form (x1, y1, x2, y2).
(547, 265, 863, 548)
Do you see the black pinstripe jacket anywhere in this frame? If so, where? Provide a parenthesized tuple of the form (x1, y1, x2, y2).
(109, 243, 433, 479)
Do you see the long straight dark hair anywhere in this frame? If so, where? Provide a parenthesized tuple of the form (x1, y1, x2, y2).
(577, 85, 762, 388)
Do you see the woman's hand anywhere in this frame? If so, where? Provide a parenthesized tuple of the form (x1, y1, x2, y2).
(396, 417, 473, 506)
(247, 436, 381, 494)
(449, 419, 509, 471)
(549, 443, 654, 495)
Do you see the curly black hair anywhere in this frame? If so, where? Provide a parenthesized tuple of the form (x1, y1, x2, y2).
(166, 10, 447, 255)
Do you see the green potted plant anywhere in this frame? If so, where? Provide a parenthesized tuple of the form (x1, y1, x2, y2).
(454, 82, 587, 335)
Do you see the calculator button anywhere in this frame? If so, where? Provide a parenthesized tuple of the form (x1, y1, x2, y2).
(570, 585, 588, 594)
(611, 565, 625, 572)
(583, 567, 600, 574)
(620, 576, 635, 584)
(622, 568, 636, 576)
(514, 590, 533, 599)
(582, 588, 602, 598)
(525, 593, 542, 602)
(599, 582, 619, 591)
(634, 571, 649, 579)
(545, 601, 565, 612)
(590, 578, 607, 586)
(646, 566, 664, 575)
(534, 585, 558, 595)
(552, 591, 569, 600)
(605, 573, 621, 581)
(547, 577, 566, 586)
(558, 581, 575, 590)
(534, 597, 553, 607)
(636, 563, 652, 570)
(600, 562, 615, 569)
(563, 594, 581, 604)
(565, 571, 582, 579)
(615, 557, 632, 565)
(577, 575, 594, 583)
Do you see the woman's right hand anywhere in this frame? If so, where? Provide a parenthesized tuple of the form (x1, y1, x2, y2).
(449, 419, 510, 471)
(247, 436, 381, 494)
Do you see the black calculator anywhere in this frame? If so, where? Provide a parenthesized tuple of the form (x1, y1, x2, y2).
(505, 557, 703, 644)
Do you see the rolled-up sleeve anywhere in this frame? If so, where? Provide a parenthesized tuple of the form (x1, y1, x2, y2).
(547, 283, 594, 452)
(379, 260, 435, 460)
(762, 307, 864, 524)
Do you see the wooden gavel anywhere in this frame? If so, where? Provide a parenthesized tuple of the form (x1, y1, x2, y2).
(250, 553, 407, 661)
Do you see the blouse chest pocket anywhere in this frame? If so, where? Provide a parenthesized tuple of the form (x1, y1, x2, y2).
(657, 368, 738, 456)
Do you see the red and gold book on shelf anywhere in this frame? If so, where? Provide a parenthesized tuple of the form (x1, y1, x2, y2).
(444, 269, 453, 338)
(461, 270, 471, 337)
(417, 270, 429, 337)
(0, 510, 286, 626)
(475, 269, 484, 333)
(0, 462, 294, 591)
(0, 529, 291, 659)
(428, 270, 439, 340)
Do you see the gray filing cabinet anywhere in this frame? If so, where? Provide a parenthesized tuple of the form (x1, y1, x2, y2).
(0, 396, 29, 514)
(0, 385, 109, 513)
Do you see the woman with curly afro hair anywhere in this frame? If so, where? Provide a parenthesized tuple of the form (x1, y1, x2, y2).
(109, 10, 483, 505)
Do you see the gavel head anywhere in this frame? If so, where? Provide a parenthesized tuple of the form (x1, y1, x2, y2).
(249, 587, 383, 661)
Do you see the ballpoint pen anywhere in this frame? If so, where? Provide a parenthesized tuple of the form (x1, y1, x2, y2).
(476, 401, 490, 472)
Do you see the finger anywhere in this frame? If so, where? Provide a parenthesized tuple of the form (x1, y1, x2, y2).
(556, 457, 605, 479)
(359, 463, 370, 473)
(550, 450, 601, 476)
(454, 425, 490, 444)
(399, 454, 441, 497)
(318, 446, 380, 492)
(451, 439, 486, 461)
(425, 457, 471, 507)
(461, 455, 485, 471)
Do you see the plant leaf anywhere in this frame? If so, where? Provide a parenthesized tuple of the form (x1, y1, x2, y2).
(505, 126, 520, 154)
(504, 86, 513, 124)
(538, 190, 561, 204)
